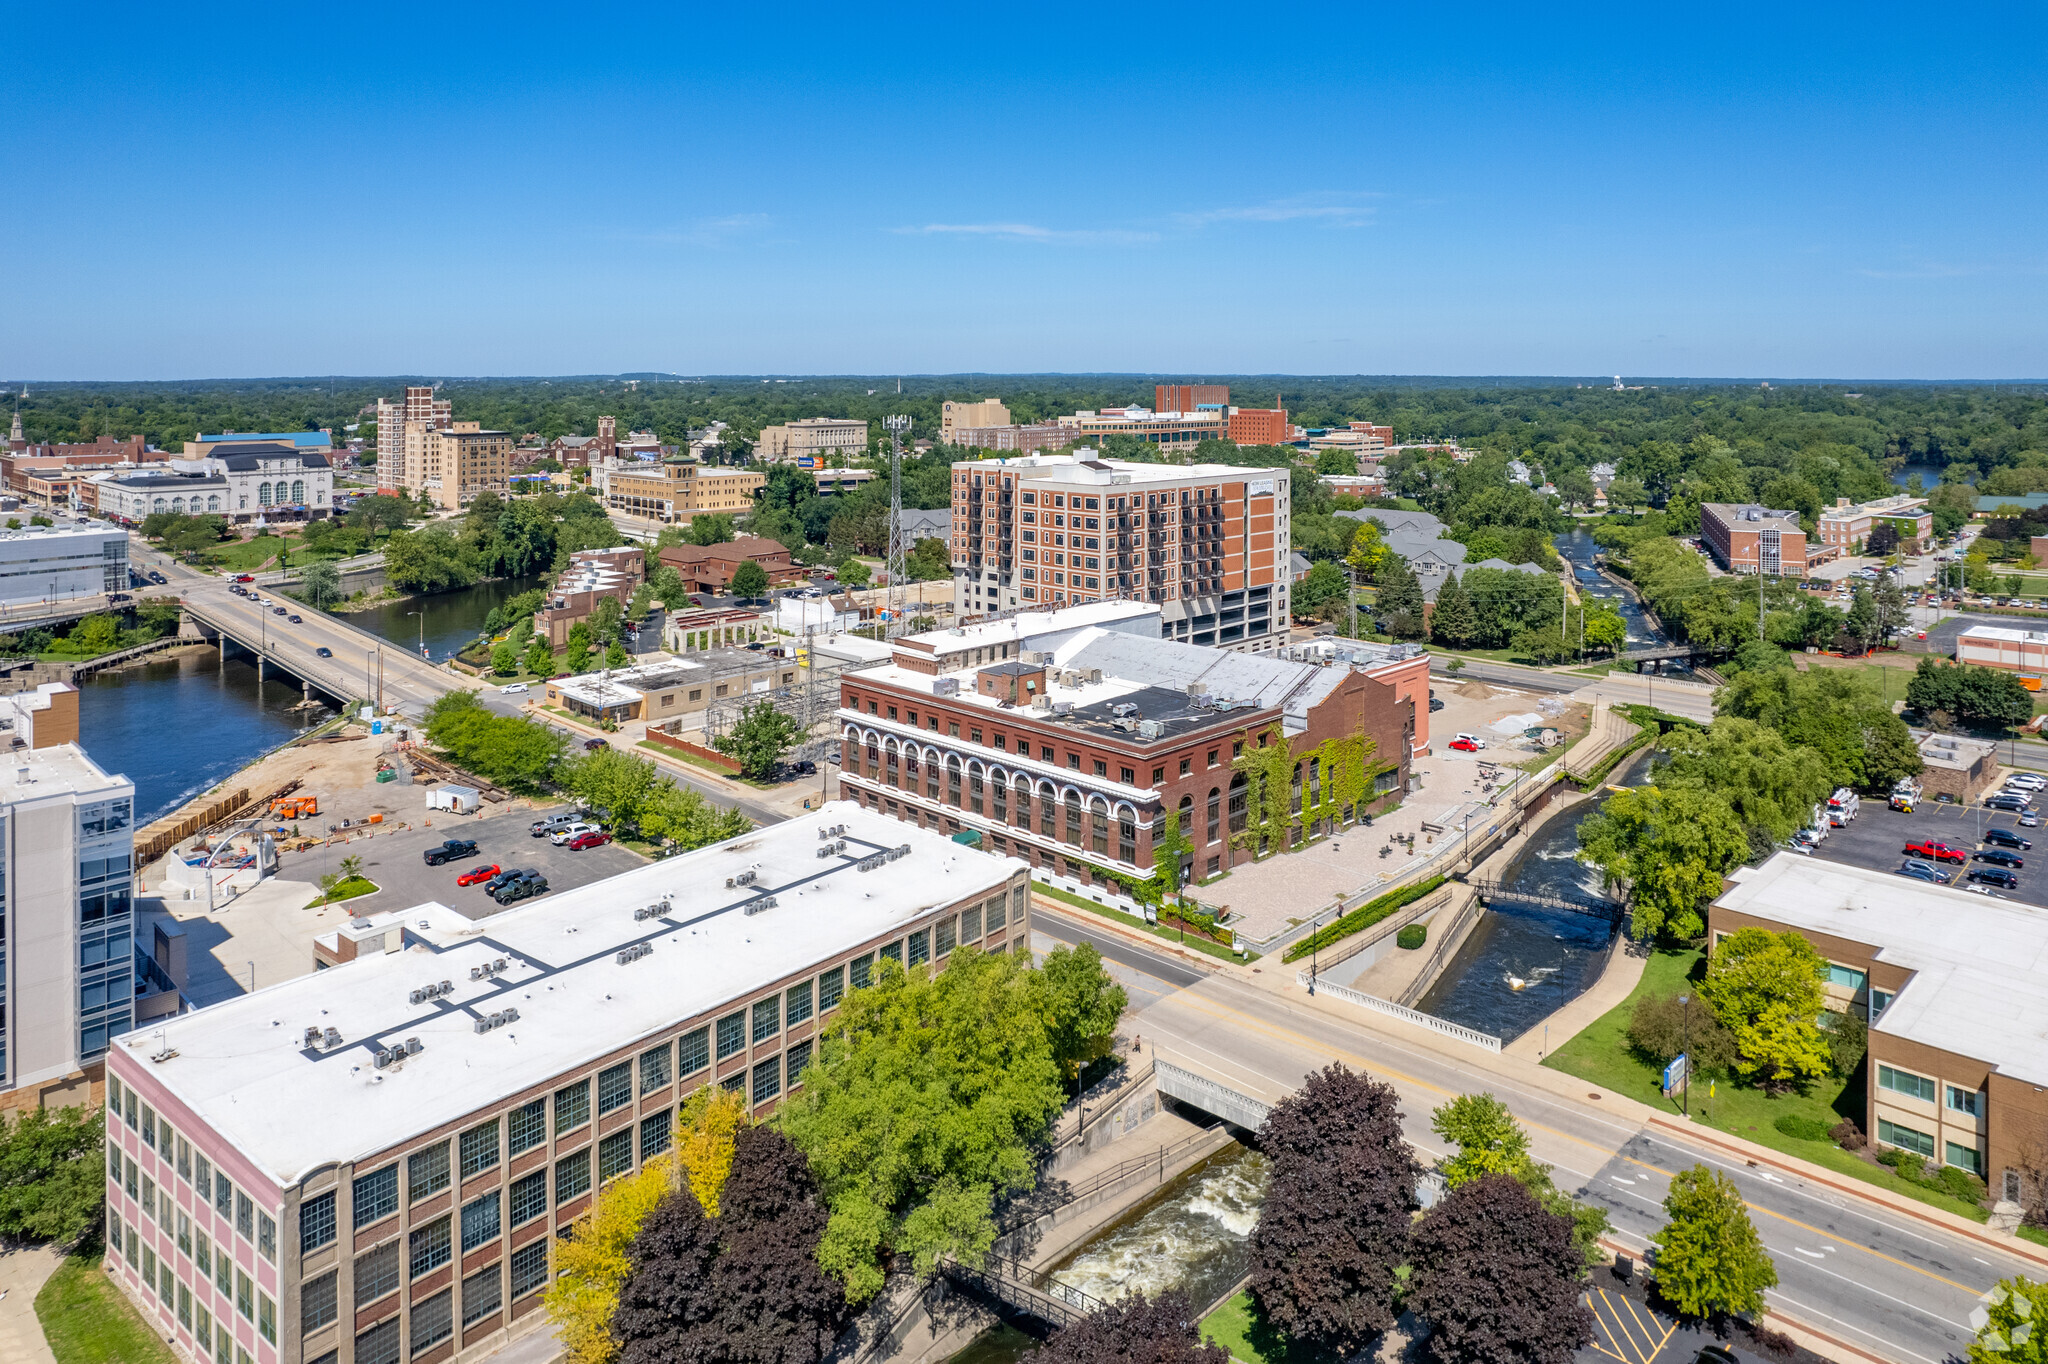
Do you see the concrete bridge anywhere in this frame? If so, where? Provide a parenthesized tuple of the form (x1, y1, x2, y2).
(1457, 876, 1625, 924)
(179, 583, 466, 717)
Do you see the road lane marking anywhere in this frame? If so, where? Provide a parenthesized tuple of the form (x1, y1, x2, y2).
(1764, 1287, 1943, 1364)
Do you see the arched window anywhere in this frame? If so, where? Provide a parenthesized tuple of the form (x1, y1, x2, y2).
(171, 497, 185, 513)
(1117, 805, 1137, 864)
(206, 495, 221, 512)
(1039, 782, 1057, 838)
(945, 757, 963, 808)
(1014, 777, 1032, 830)
(1064, 792, 1083, 847)
(257, 482, 272, 506)
(1089, 798, 1110, 855)
(991, 771, 1008, 823)
(1207, 787, 1222, 844)
(291, 480, 305, 504)
(968, 765, 984, 815)
(884, 741, 900, 789)
(152, 497, 167, 513)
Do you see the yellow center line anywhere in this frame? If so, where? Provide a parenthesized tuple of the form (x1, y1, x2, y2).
(1160, 987, 1979, 1296)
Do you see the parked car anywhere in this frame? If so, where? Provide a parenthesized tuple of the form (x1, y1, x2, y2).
(482, 868, 525, 895)
(1985, 827, 2032, 850)
(789, 759, 817, 776)
(316, 646, 333, 657)
(531, 812, 580, 837)
(583, 738, 607, 751)
(423, 838, 480, 867)
(1449, 735, 1485, 752)
(567, 830, 612, 851)
(501, 682, 529, 694)
(1986, 792, 2035, 813)
(456, 863, 502, 887)
(2026, 810, 2043, 828)
(550, 822, 598, 846)
(1895, 860, 1948, 883)
(1904, 840, 1969, 864)
(1969, 866, 2021, 890)
(2007, 773, 2047, 791)
(494, 873, 550, 906)
(1428, 694, 1445, 712)
(1974, 848, 2025, 869)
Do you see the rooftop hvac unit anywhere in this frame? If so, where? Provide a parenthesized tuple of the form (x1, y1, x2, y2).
(1087, 668, 1102, 683)
(1110, 703, 1138, 718)
(1052, 701, 1074, 714)
(323, 1027, 342, 1050)
(616, 942, 654, 965)
(633, 901, 671, 921)
(1137, 719, 1164, 739)
(816, 823, 847, 839)
(725, 870, 757, 888)
(405, 1037, 422, 1056)
(932, 677, 960, 696)
(1032, 695, 1053, 711)
(744, 895, 779, 916)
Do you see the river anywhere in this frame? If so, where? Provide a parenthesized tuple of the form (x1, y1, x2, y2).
(73, 577, 539, 824)
(1552, 526, 1680, 658)
(1413, 748, 1662, 1042)
(1045, 1145, 1269, 1311)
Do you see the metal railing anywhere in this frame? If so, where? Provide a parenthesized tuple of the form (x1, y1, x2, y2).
(1003, 1127, 1221, 1234)
(1396, 894, 1480, 1008)
(1298, 971, 1503, 1052)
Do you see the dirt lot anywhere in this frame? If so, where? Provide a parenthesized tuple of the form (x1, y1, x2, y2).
(1803, 795, 2045, 906)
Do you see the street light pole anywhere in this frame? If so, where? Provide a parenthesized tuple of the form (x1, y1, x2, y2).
(1678, 993, 1692, 1118)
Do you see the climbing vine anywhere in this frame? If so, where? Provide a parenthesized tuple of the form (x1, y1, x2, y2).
(1145, 809, 1193, 906)
(1229, 721, 1393, 858)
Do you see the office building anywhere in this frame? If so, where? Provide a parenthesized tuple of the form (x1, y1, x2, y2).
(1225, 406, 1301, 446)
(658, 538, 804, 595)
(1155, 384, 1229, 414)
(754, 418, 869, 464)
(544, 651, 801, 724)
(944, 423, 1075, 454)
(1699, 502, 1812, 575)
(403, 425, 512, 511)
(604, 460, 764, 525)
(838, 605, 1416, 895)
(951, 451, 1290, 652)
(98, 446, 335, 526)
(0, 522, 129, 607)
(1054, 408, 1226, 448)
(1710, 854, 2048, 1211)
(0, 683, 140, 1109)
(1816, 495, 1933, 553)
(102, 806, 1025, 1364)
(1955, 625, 2048, 674)
(375, 388, 451, 495)
(941, 399, 1011, 440)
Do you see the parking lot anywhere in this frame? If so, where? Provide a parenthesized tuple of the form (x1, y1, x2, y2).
(1803, 794, 2045, 905)
(279, 803, 648, 923)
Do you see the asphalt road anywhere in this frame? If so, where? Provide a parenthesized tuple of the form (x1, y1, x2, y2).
(182, 578, 460, 717)
(1032, 903, 1209, 990)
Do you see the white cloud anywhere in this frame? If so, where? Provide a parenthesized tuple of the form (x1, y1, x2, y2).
(1176, 196, 1378, 229)
(890, 222, 1159, 246)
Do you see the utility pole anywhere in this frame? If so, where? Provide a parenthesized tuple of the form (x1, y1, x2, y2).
(1347, 562, 1357, 639)
(883, 415, 912, 638)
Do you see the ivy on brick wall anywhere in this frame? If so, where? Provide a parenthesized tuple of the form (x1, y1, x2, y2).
(1230, 722, 1393, 858)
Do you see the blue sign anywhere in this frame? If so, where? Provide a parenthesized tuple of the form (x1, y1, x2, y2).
(1662, 1053, 1690, 1095)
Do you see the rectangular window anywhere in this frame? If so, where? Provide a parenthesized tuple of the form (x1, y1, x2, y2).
(125, 1090, 137, 1130)
(177, 1136, 191, 1184)
(302, 1269, 338, 1335)
(141, 1175, 156, 1222)
(197, 1307, 213, 1355)
(1826, 964, 1869, 993)
(936, 916, 956, 956)
(257, 1212, 275, 1261)
(160, 1260, 174, 1306)
(786, 980, 813, 1027)
(236, 1267, 254, 1320)
(410, 1289, 452, 1355)
(142, 1106, 155, 1149)
(179, 1281, 192, 1329)
(510, 1241, 550, 1300)
(214, 1172, 231, 1220)
(1947, 1141, 1984, 1175)
(988, 892, 1007, 932)
(178, 1210, 192, 1257)
(881, 939, 904, 966)
(819, 966, 845, 1011)
(461, 1193, 500, 1252)
(507, 1097, 548, 1146)
(717, 1011, 746, 1060)
(678, 1026, 710, 1077)
(143, 1246, 157, 1291)
(1878, 1118, 1936, 1158)
(356, 1317, 400, 1364)
(908, 929, 930, 965)
(409, 1216, 452, 1279)
(462, 1264, 503, 1327)
(300, 1191, 335, 1255)
(598, 1061, 633, 1115)
(352, 1165, 398, 1227)
(1878, 1065, 1938, 1103)
(849, 953, 873, 990)
(460, 1119, 501, 1179)
(555, 1080, 591, 1134)
(236, 1190, 253, 1241)
(640, 1109, 673, 1161)
(1948, 1085, 1981, 1117)
(259, 1293, 276, 1345)
(215, 1242, 232, 1295)
(752, 996, 780, 1044)
(786, 1039, 813, 1089)
(599, 1130, 634, 1183)
(752, 1056, 782, 1103)
(1871, 989, 1895, 1019)
(195, 1155, 212, 1205)
(721, 1073, 747, 1095)
(556, 1150, 592, 1205)
(961, 906, 982, 943)
(196, 1231, 210, 1278)
(640, 1042, 673, 1093)
(508, 1171, 547, 1227)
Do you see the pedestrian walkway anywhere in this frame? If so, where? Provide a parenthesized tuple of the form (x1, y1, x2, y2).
(0, 1240, 63, 1364)
(1503, 933, 1646, 1061)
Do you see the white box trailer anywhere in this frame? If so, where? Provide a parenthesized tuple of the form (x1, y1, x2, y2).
(426, 785, 480, 815)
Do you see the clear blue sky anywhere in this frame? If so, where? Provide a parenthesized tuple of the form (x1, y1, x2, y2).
(4, 3, 2044, 380)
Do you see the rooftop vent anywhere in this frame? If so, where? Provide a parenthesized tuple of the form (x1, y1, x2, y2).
(632, 900, 671, 922)
(816, 840, 848, 858)
(726, 870, 757, 888)
(743, 895, 779, 916)
(408, 980, 455, 1005)
(616, 943, 653, 965)
(816, 824, 847, 839)
(472, 1007, 520, 1034)
(468, 958, 510, 981)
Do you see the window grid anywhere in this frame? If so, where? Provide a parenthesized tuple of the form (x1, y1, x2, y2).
(599, 1130, 633, 1183)
(752, 997, 780, 1044)
(509, 1171, 547, 1228)
(302, 1270, 338, 1334)
(510, 1241, 549, 1300)
(818, 966, 845, 1012)
(786, 981, 813, 1027)
(461, 1193, 501, 1253)
(640, 1110, 672, 1161)
(786, 1039, 814, 1089)
(556, 1150, 592, 1205)
(752, 1055, 782, 1103)
(717, 1011, 746, 1060)
(678, 1027, 710, 1077)
(300, 1192, 336, 1255)
(351, 1166, 398, 1228)
(555, 1080, 592, 1135)
(408, 1217, 452, 1280)
(460, 1120, 501, 1179)
(508, 1099, 546, 1156)
(640, 1043, 673, 1093)
(462, 1264, 503, 1326)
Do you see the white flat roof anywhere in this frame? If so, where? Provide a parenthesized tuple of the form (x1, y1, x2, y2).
(113, 801, 1019, 1187)
(1957, 625, 2048, 644)
(1717, 854, 2048, 1085)
(901, 601, 1157, 651)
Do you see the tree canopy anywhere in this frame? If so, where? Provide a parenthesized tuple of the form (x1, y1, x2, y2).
(1697, 927, 1831, 1092)
(0, 1105, 105, 1243)
(1575, 785, 1750, 941)
(1405, 1174, 1594, 1364)
(1652, 1165, 1779, 1321)
(1029, 1291, 1230, 1364)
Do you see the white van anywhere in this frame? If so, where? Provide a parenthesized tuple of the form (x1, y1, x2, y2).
(1826, 788, 1861, 826)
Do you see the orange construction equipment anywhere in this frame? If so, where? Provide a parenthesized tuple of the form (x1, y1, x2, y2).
(270, 795, 320, 819)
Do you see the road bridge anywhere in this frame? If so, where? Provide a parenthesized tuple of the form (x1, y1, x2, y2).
(180, 583, 466, 718)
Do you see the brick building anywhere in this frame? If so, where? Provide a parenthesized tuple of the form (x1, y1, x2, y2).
(944, 423, 1075, 454)
(533, 547, 645, 649)
(1225, 406, 1297, 446)
(951, 451, 1290, 653)
(658, 538, 804, 595)
(374, 387, 450, 495)
(1955, 625, 2048, 674)
(837, 605, 1415, 897)
(1816, 495, 1933, 553)
(1699, 502, 1812, 575)
(1711, 855, 2048, 1215)
(103, 807, 1026, 1364)
(1155, 384, 1230, 414)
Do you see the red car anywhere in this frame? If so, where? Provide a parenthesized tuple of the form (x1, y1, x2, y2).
(567, 830, 612, 851)
(455, 863, 501, 887)
(233, 573, 255, 582)
(1904, 840, 1969, 864)
(1449, 737, 1482, 753)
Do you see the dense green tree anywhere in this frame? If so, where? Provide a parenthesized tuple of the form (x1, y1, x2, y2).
(298, 559, 343, 609)
(1294, 560, 1351, 619)
(687, 513, 737, 545)
(907, 537, 951, 581)
(0, 1105, 105, 1243)
(1405, 1175, 1594, 1364)
(1576, 786, 1749, 941)
(1037, 942, 1127, 1085)
(558, 746, 663, 832)
(1716, 665, 1922, 790)
(1965, 1278, 2048, 1364)
(346, 494, 414, 535)
(729, 559, 770, 598)
(384, 525, 481, 593)
(711, 700, 803, 780)
(835, 558, 872, 589)
(1428, 1094, 1610, 1265)
(1906, 657, 2035, 729)
(1652, 1165, 1778, 1322)
(422, 691, 567, 789)
(525, 634, 556, 677)
(1429, 574, 1479, 648)
(1660, 717, 1835, 842)
(1374, 555, 1425, 639)
(1698, 927, 1831, 1092)
(638, 782, 752, 849)
(490, 641, 518, 676)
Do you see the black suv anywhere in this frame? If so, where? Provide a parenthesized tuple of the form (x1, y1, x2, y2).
(1985, 827, 2032, 850)
(423, 838, 480, 867)
(1974, 847, 2025, 869)
(1968, 866, 2020, 889)
(481, 867, 525, 895)
(494, 872, 549, 905)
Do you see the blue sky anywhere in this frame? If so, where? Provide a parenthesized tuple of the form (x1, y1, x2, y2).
(3, 2, 2044, 379)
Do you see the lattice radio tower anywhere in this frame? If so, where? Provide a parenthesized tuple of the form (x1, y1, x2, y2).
(883, 414, 913, 637)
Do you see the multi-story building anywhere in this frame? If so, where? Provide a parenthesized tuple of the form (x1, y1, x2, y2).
(1816, 495, 1933, 553)
(940, 399, 1011, 440)
(604, 460, 764, 525)
(99, 446, 335, 526)
(186, 432, 334, 461)
(1155, 384, 1229, 414)
(374, 388, 451, 495)
(1054, 408, 1226, 449)
(1307, 423, 1392, 455)
(0, 522, 129, 606)
(0, 683, 138, 1108)
(1955, 625, 2048, 674)
(837, 605, 1416, 897)
(407, 425, 512, 511)
(102, 806, 1023, 1364)
(532, 548, 646, 649)
(1225, 406, 1302, 446)
(1710, 854, 2048, 1212)
(754, 418, 869, 464)
(951, 450, 1290, 652)
(544, 650, 802, 724)
(658, 538, 804, 595)
(944, 423, 1075, 454)
(1699, 502, 1812, 576)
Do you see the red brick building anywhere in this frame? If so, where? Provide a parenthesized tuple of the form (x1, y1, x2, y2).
(1155, 383, 1230, 414)
(534, 547, 645, 649)
(658, 538, 804, 594)
(1699, 502, 1811, 575)
(1226, 405, 1299, 445)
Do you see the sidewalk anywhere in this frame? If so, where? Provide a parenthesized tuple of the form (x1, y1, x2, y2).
(0, 1240, 62, 1364)
(1501, 933, 1645, 1061)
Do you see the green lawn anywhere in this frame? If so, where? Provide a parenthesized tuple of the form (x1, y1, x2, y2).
(1032, 880, 1253, 963)
(35, 1253, 177, 1364)
(307, 875, 379, 908)
(1544, 948, 1995, 1221)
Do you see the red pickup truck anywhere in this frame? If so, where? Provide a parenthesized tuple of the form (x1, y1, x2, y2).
(1903, 840, 1969, 864)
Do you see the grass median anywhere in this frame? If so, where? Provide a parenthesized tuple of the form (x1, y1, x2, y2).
(1031, 881, 1253, 963)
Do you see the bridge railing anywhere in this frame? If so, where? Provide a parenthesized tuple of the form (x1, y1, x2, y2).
(1297, 972, 1503, 1053)
(1154, 1059, 1273, 1129)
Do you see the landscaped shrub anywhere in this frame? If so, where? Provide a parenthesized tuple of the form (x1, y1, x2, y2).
(1772, 1115, 1831, 1142)
(1283, 876, 1448, 963)
(1624, 992, 1737, 1071)
(1822, 1007, 1867, 1078)
(1875, 1147, 1987, 1205)
(1830, 1118, 1866, 1150)
(1396, 923, 1426, 951)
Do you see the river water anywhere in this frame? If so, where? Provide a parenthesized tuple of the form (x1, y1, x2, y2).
(1413, 748, 1661, 1042)
(73, 577, 537, 824)
(1046, 1145, 1269, 1311)
(1554, 526, 1677, 655)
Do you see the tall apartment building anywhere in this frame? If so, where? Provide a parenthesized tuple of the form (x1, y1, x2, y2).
(0, 683, 138, 1106)
(605, 460, 764, 525)
(102, 806, 1025, 1364)
(374, 388, 450, 495)
(1816, 495, 1933, 553)
(754, 418, 869, 464)
(0, 522, 128, 607)
(409, 424, 513, 511)
(1699, 502, 1811, 575)
(838, 605, 1416, 897)
(951, 451, 1290, 652)
(1156, 384, 1229, 414)
(940, 399, 1011, 440)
